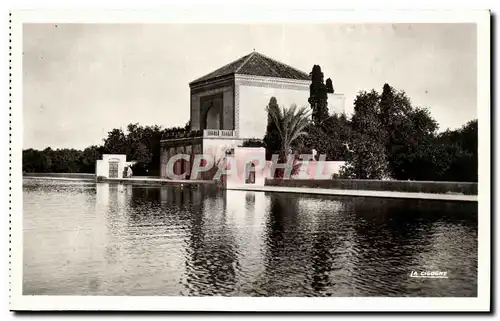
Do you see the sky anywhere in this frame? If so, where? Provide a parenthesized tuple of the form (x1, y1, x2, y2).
(23, 23, 477, 150)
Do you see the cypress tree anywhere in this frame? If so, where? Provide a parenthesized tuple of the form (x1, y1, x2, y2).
(326, 78, 334, 94)
(308, 65, 329, 124)
(263, 97, 282, 160)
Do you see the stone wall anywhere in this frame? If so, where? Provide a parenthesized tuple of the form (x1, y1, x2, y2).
(160, 139, 202, 178)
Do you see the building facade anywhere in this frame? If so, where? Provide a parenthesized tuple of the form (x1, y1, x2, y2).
(160, 51, 345, 179)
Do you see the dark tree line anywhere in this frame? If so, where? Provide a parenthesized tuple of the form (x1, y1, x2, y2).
(23, 146, 103, 174)
(23, 123, 190, 176)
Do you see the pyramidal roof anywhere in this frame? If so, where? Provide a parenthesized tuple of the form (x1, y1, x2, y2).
(190, 51, 311, 85)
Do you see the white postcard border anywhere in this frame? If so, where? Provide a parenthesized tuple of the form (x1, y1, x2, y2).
(9, 9, 491, 312)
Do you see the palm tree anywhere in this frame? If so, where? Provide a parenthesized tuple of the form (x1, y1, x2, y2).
(267, 103, 311, 156)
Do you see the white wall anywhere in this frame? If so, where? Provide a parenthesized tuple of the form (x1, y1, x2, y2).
(202, 138, 246, 161)
(96, 160, 106, 177)
(224, 147, 266, 189)
(238, 85, 310, 139)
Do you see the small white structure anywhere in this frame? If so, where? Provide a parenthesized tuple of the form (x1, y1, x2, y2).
(96, 154, 128, 179)
(222, 147, 266, 189)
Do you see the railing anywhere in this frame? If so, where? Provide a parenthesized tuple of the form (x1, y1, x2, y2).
(162, 129, 236, 141)
(162, 129, 202, 140)
(203, 129, 236, 137)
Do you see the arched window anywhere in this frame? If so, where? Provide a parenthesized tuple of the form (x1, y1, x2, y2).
(200, 93, 223, 130)
(205, 102, 221, 130)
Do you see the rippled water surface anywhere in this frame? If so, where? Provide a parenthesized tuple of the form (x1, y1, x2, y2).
(23, 178, 477, 296)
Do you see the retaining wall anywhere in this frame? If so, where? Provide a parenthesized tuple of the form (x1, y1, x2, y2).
(23, 172, 96, 179)
(265, 179, 478, 195)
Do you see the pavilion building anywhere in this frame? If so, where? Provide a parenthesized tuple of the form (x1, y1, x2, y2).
(160, 51, 345, 179)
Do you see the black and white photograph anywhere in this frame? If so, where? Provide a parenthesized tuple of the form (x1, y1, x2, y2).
(8, 9, 491, 312)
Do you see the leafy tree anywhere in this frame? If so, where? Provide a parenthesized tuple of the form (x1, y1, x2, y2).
(388, 106, 439, 180)
(339, 132, 389, 179)
(124, 123, 151, 175)
(344, 83, 476, 182)
(436, 120, 478, 182)
(389, 134, 450, 181)
(346, 86, 440, 180)
(351, 89, 383, 140)
(22, 149, 51, 172)
(439, 119, 477, 154)
(296, 113, 351, 161)
(80, 145, 103, 173)
(102, 128, 128, 155)
(132, 143, 152, 174)
(320, 113, 352, 160)
(374, 84, 440, 180)
(45, 148, 81, 173)
(295, 123, 326, 155)
(342, 89, 390, 178)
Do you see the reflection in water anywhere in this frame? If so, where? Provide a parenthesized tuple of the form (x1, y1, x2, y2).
(23, 179, 477, 296)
